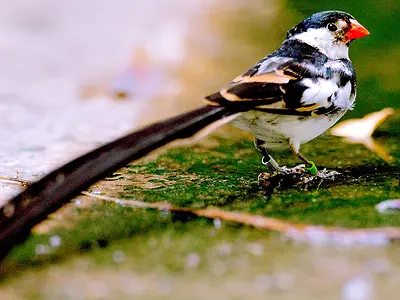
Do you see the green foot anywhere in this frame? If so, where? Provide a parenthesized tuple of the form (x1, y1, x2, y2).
(305, 161, 318, 175)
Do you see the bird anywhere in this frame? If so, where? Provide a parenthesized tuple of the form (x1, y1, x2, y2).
(0, 11, 369, 261)
(204, 10, 370, 174)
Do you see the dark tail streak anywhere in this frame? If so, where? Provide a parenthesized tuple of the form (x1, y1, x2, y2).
(0, 105, 231, 261)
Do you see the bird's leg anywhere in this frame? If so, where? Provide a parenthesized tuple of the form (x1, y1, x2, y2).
(261, 152, 281, 171)
(288, 141, 344, 183)
(256, 141, 340, 192)
(255, 139, 301, 175)
(254, 138, 281, 172)
(290, 146, 311, 165)
(256, 139, 309, 190)
(257, 148, 285, 188)
(289, 142, 318, 175)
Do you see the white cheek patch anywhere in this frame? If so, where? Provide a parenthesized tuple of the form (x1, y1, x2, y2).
(296, 28, 332, 45)
(294, 28, 349, 60)
(301, 78, 338, 106)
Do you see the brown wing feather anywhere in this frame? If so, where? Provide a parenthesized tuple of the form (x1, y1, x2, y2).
(232, 71, 296, 84)
(204, 70, 297, 108)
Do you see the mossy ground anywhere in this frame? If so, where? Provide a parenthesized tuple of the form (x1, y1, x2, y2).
(1, 127, 399, 299)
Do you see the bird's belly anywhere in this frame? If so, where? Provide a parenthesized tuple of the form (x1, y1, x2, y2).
(232, 110, 345, 149)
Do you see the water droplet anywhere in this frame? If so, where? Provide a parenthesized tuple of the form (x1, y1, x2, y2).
(213, 218, 222, 229)
(49, 235, 61, 248)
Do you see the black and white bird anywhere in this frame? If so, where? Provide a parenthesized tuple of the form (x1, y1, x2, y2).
(205, 10, 370, 173)
(0, 11, 369, 260)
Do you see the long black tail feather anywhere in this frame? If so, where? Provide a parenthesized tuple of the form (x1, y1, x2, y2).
(0, 105, 233, 261)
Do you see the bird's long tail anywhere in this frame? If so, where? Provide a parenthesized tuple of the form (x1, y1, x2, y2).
(0, 105, 236, 261)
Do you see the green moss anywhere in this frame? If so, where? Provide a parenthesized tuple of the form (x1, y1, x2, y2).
(4, 133, 397, 277)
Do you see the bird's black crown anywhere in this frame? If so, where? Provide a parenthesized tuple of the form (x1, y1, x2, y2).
(287, 11, 355, 38)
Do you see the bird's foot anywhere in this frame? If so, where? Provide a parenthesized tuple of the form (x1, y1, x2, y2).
(257, 164, 306, 187)
(258, 165, 342, 194)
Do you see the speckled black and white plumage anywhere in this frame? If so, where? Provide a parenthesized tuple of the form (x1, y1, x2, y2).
(205, 10, 368, 157)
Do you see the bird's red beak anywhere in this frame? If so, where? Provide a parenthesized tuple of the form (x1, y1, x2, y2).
(345, 19, 370, 41)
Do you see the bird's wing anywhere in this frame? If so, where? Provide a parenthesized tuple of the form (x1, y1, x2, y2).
(204, 70, 293, 107)
(204, 57, 295, 107)
(205, 59, 339, 116)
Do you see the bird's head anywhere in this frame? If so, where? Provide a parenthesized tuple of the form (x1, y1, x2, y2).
(287, 11, 370, 59)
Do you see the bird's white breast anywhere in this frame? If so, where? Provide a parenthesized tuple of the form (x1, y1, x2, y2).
(232, 78, 354, 150)
(233, 110, 344, 149)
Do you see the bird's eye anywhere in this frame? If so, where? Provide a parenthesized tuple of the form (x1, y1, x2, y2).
(327, 23, 338, 32)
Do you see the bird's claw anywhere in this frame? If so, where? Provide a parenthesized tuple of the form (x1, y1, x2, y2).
(258, 165, 342, 193)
